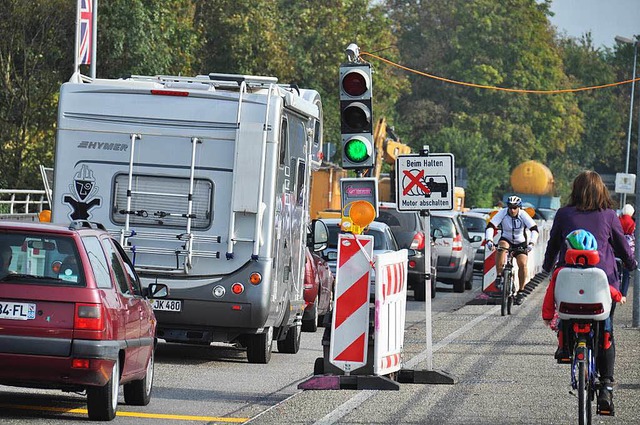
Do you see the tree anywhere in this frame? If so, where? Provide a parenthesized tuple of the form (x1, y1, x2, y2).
(0, 0, 75, 189)
(386, 0, 583, 206)
(97, 0, 199, 78)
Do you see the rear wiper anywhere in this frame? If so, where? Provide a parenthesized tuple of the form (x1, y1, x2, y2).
(0, 274, 64, 282)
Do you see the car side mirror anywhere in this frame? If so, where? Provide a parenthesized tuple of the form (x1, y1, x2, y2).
(145, 283, 169, 299)
(471, 235, 482, 243)
(309, 219, 328, 252)
(432, 228, 444, 240)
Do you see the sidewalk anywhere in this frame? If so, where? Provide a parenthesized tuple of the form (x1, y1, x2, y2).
(416, 276, 640, 424)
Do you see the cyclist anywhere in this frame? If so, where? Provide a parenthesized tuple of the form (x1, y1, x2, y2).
(484, 195, 539, 305)
(542, 170, 636, 416)
(542, 230, 626, 362)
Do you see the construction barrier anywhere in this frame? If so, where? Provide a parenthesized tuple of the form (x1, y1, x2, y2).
(329, 233, 374, 373)
(373, 249, 408, 376)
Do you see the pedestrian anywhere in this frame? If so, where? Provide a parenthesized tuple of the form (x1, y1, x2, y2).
(619, 204, 635, 296)
(542, 170, 637, 416)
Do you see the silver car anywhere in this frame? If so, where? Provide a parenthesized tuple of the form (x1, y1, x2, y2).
(319, 218, 399, 295)
(461, 211, 490, 270)
(431, 211, 481, 293)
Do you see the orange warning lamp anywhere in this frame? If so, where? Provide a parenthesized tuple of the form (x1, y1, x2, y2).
(39, 210, 51, 223)
(341, 200, 376, 235)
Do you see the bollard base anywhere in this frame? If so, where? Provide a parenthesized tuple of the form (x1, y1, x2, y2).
(397, 368, 457, 385)
(298, 374, 400, 391)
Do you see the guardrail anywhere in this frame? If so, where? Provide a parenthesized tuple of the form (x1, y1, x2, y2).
(0, 189, 49, 221)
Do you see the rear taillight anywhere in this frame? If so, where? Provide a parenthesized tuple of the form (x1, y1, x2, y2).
(74, 303, 104, 331)
(410, 232, 425, 250)
(452, 234, 463, 251)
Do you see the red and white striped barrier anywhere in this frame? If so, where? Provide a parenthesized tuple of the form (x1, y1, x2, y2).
(482, 246, 499, 293)
(373, 249, 408, 376)
(329, 233, 374, 373)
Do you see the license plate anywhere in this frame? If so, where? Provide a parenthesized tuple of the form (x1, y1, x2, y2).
(0, 301, 37, 320)
(152, 299, 182, 312)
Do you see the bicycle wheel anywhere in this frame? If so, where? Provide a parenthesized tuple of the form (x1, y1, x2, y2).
(506, 272, 514, 315)
(578, 360, 590, 425)
(501, 269, 510, 316)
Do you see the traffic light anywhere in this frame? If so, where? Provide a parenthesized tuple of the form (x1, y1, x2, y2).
(340, 63, 373, 169)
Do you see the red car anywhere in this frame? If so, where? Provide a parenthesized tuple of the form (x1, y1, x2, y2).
(0, 220, 167, 421)
(302, 247, 333, 332)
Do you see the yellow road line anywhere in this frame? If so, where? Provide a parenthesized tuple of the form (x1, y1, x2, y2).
(0, 403, 248, 422)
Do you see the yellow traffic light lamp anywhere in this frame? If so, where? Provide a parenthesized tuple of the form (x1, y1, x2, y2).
(341, 200, 376, 235)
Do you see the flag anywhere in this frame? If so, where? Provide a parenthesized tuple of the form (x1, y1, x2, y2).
(77, 0, 93, 65)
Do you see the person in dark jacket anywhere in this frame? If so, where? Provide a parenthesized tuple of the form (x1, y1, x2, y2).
(542, 170, 637, 416)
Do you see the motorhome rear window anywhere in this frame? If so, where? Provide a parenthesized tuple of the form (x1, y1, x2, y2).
(112, 174, 213, 229)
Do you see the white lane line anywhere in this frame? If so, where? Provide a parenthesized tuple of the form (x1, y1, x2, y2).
(311, 305, 500, 425)
(405, 305, 500, 369)
(312, 391, 378, 425)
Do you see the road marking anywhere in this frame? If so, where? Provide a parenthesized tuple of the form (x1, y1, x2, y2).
(311, 305, 500, 425)
(0, 403, 248, 422)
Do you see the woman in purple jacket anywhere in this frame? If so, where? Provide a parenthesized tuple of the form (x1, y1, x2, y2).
(542, 170, 637, 416)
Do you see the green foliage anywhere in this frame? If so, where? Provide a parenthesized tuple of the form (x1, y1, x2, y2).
(387, 0, 584, 203)
(98, 0, 199, 77)
(0, 0, 75, 188)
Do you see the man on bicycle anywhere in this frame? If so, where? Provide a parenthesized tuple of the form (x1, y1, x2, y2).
(484, 195, 539, 305)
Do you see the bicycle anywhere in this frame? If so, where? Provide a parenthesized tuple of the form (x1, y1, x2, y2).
(496, 245, 527, 316)
(554, 265, 613, 424)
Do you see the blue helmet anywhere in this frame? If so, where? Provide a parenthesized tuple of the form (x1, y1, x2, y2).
(565, 229, 597, 251)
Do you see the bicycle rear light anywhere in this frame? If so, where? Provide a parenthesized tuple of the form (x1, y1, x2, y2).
(572, 322, 592, 334)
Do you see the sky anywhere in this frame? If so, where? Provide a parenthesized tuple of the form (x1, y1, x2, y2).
(546, 0, 639, 48)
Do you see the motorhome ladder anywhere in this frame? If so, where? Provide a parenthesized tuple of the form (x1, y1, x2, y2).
(119, 133, 203, 272)
(225, 83, 274, 261)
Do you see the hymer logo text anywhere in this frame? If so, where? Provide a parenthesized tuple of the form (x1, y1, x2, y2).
(78, 141, 129, 152)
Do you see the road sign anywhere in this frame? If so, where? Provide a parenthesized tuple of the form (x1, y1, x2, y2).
(615, 172, 636, 194)
(395, 153, 455, 211)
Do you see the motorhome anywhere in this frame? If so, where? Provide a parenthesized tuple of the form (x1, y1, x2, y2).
(51, 72, 327, 363)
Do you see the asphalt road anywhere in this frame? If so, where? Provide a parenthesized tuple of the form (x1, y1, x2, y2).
(1, 271, 639, 425)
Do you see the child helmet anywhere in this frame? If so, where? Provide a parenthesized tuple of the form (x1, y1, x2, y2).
(506, 195, 522, 208)
(565, 229, 597, 251)
(564, 229, 599, 266)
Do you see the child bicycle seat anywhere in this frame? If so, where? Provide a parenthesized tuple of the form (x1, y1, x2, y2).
(554, 249, 611, 321)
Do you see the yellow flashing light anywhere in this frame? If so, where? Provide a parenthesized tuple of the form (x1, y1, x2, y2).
(341, 200, 376, 235)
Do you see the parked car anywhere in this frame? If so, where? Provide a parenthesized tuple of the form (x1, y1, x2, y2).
(430, 211, 481, 293)
(0, 220, 168, 421)
(303, 247, 334, 332)
(319, 218, 399, 295)
(534, 207, 557, 221)
(377, 202, 438, 300)
(461, 211, 490, 270)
